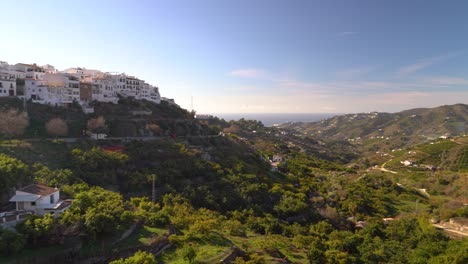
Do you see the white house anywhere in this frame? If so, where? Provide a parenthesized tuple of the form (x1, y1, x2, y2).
(124, 76, 140, 97)
(15, 63, 46, 80)
(8, 184, 71, 216)
(400, 160, 413, 166)
(111, 73, 126, 95)
(41, 73, 81, 105)
(25, 79, 49, 103)
(0, 71, 16, 97)
(90, 75, 119, 104)
(271, 155, 285, 163)
(136, 83, 161, 103)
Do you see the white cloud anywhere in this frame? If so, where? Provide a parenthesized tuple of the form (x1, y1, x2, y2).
(398, 53, 460, 75)
(426, 77, 468, 85)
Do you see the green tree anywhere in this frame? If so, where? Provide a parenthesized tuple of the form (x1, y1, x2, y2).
(182, 244, 197, 263)
(0, 227, 25, 256)
(0, 154, 30, 193)
(32, 163, 76, 186)
(59, 186, 128, 240)
(110, 250, 156, 264)
(16, 214, 56, 246)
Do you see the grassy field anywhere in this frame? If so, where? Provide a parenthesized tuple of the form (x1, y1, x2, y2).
(116, 225, 166, 249)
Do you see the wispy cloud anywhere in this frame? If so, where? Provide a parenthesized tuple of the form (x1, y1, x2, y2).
(426, 77, 468, 86)
(335, 31, 358, 37)
(336, 65, 378, 79)
(228, 68, 269, 78)
(398, 53, 461, 75)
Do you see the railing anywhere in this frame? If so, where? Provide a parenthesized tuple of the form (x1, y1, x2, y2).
(0, 211, 33, 226)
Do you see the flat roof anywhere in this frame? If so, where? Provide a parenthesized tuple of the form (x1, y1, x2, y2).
(9, 194, 41, 202)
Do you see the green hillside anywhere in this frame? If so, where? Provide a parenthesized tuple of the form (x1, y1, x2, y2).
(282, 104, 467, 146)
(0, 103, 466, 263)
(0, 97, 217, 138)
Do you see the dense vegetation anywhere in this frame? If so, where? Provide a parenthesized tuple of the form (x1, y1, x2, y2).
(0, 101, 466, 263)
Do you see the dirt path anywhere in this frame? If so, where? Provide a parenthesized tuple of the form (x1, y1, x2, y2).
(380, 158, 398, 174)
(433, 224, 468, 238)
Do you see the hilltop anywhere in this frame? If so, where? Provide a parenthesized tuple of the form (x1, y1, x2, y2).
(281, 104, 467, 147)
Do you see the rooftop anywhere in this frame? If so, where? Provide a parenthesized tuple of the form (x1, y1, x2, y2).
(18, 184, 58, 196)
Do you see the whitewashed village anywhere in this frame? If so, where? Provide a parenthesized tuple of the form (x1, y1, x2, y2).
(0, 61, 178, 228)
(0, 61, 178, 112)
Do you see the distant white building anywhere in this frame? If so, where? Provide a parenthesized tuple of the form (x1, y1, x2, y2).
(400, 160, 413, 166)
(90, 75, 119, 104)
(137, 83, 161, 103)
(25, 79, 48, 102)
(124, 76, 140, 97)
(111, 74, 127, 95)
(15, 63, 46, 80)
(271, 155, 285, 163)
(41, 73, 81, 105)
(1, 61, 164, 107)
(8, 184, 71, 217)
(0, 71, 16, 97)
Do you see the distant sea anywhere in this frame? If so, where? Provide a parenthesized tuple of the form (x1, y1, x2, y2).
(212, 113, 339, 126)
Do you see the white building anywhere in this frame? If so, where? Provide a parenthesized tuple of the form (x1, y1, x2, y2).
(0, 71, 16, 97)
(400, 160, 413, 166)
(14, 63, 46, 80)
(8, 184, 71, 216)
(111, 74, 126, 94)
(62, 67, 103, 80)
(90, 75, 119, 104)
(136, 82, 161, 103)
(41, 73, 81, 105)
(2, 61, 163, 107)
(148, 85, 161, 103)
(124, 76, 143, 97)
(24, 79, 48, 103)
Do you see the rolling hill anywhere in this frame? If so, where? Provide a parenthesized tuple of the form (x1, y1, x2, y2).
(281, 104, 467, 144)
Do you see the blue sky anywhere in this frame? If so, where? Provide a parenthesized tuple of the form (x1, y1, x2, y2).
(1, 0, 467, 113)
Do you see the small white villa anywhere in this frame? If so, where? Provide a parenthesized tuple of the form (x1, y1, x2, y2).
(8, 184, 71, 216)
(0, 184, 71, 228)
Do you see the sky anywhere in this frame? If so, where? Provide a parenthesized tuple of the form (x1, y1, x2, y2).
(1, 0, 467, 114)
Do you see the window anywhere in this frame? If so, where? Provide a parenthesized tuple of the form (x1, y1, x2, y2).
(0, 83, 2, 88)
(31, 202, 36, 206)
(50, 194, 55, 204)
